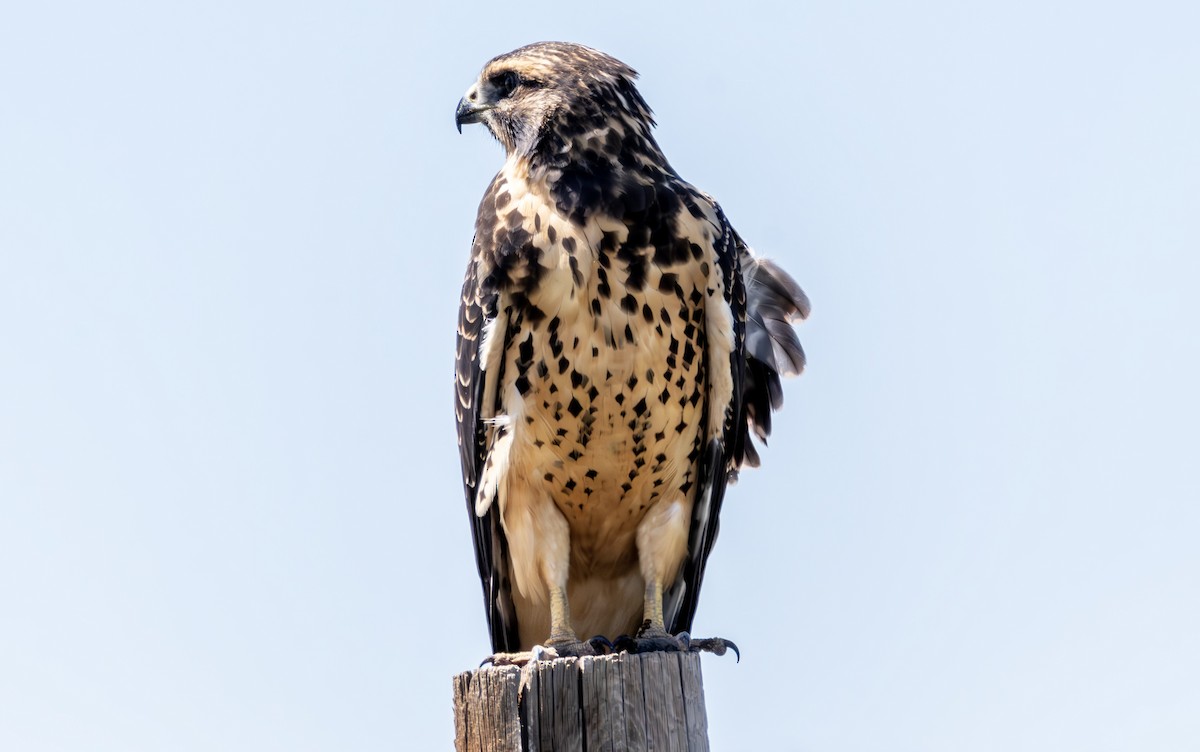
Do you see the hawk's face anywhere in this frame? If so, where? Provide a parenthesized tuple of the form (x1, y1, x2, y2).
(455, 42, 650, 159)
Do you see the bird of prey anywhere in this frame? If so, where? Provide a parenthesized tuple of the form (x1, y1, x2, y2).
(454, 42, 809, 660)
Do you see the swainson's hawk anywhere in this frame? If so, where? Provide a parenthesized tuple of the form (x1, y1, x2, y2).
(454, 42, 809, 659)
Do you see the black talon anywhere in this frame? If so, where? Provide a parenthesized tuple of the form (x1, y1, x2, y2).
(686, 636, 740, 662)
(726, 639, 740, 662)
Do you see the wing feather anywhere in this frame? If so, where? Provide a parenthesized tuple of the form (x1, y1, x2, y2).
(456, 252, 520, 653)
(663, 215, 808, 634)
(664, 207, 747, 634)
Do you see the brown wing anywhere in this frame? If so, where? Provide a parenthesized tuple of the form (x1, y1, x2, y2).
(663, 214, 809, 635)
(455, 252, 520, 653)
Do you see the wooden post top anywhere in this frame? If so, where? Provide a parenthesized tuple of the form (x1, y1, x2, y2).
(453, 651, 710, 752)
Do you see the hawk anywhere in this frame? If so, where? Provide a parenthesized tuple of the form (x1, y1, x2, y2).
(454, 42, 809, 659)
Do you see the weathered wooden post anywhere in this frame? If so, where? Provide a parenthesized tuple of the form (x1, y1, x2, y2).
(453, 652, 710, 751)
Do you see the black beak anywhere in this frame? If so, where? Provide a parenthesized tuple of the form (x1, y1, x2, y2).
(455, 96, 491, 134)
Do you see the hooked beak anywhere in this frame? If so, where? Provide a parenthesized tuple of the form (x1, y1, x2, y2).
(455, 97, 492, 134)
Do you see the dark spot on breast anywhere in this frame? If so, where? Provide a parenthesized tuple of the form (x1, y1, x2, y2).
(567, 397, 583, 417)
(518, 335, 534, 365)
(562, 237, 576, 252)
(548, 225, 557, 244)
(620, 293, 638, 313)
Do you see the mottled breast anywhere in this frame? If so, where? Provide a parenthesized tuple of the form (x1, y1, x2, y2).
(490, 163, 725, 571)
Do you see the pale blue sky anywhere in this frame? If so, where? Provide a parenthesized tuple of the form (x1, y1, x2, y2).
(2, 2, 1197, 750)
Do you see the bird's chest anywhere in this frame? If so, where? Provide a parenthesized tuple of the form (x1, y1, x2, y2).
(498, 229, 709, 526)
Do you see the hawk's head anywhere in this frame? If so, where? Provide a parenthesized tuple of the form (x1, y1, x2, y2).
(456, 42, 659, 165)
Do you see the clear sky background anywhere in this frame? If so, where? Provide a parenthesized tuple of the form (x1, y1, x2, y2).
(2, 2, 1197, 750)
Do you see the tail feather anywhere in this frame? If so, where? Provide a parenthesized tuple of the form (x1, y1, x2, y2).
(736, 246, 809, 470)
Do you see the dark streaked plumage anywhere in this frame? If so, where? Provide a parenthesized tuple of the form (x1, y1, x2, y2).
(454, 42, 808, 654)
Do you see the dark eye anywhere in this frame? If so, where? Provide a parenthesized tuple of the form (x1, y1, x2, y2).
(491, 70, 519, 97)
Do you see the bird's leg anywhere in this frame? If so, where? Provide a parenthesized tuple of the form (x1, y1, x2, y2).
(545, 582, 579, 646)
(612, 497, 739, 660)
(630, 574, 687, 651)
(484, 498, 600, 666)
(538, 544, 599, 657)
(618, 498, 690, 652)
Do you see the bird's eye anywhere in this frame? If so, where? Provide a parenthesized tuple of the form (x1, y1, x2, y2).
(492, 71, 519, 98)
